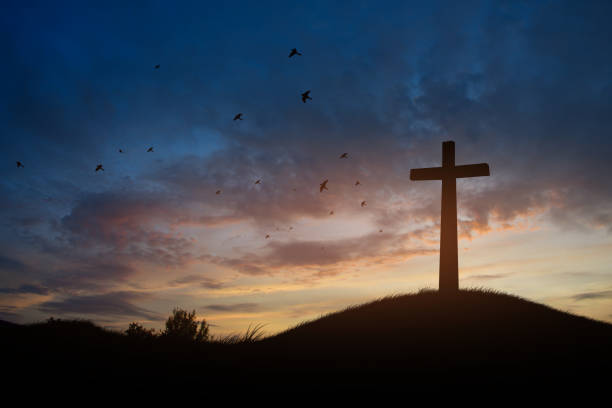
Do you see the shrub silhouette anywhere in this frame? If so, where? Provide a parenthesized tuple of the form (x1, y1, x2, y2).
(125, 322, 157, 339)
(162, 308, 209, 342)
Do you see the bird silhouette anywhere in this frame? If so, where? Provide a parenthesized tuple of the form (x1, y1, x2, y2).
(361, 201, 367, 207)
(379, 229, 383, 233)
(216, 190, 221, 195)
(154, 64, 160, 69)
(16, 161, 24, 168)
(355, 180, 361, 186)
(320, 179, 328, 192)
(289, 226, 293, 230)
(255, 179, 261, 185)
(288, 48, 302, 58)
(95, 164, 104, 172)
(301, 90, 312, 103)
(329, 210, 334, 215)
(339, 153, 348, 159)
(147, 147, 154, 152)
(234, 113, 243, 121)
(119, 149, 124, 153)
(265, 234, 270, 239)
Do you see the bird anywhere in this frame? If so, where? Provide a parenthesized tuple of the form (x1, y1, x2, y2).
(16, 161, 24, 168)
(288, 48, 302, 58)
(339, 153, 348, 159)
(289, 226, 293, 230)
(234, 113, 243, 121)
(320, 179, 328, 192)
(361, 201, 367, 207)
(154, 64, 160, 69)
(255, 179, 261, 185)
(216, 190, 221, 195)
(119, 149, 124, 153)
(147, 147, 154, 152)
(95, 164, 104, 172)
(379, 229, 383, 233)
(355, 180, 361, 186)
(292, 188, 297, 192)
(265, 234, 270, 239)
(301, 90, 312, 103)
(329, 210, 334, 215)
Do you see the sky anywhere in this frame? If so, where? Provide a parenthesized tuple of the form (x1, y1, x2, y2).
(1, 0, 612, 334)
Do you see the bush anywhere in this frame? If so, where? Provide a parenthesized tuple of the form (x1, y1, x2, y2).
(162, 308, 209, 342)
(125, 322, 157, 339)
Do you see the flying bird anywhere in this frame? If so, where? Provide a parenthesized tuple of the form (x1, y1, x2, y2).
(320, 179, 328, 192)
(147, 147, 154, 152)
(355, 180, 361, 186)
(339, 153, 348, 159)
(265, 234, 270, 239)
(154, 64, 160, 69)
(289, 226, 293, 230)
(16, 161, 24, 168)
(329, 210, 334, 215)
(301, 90, 312, 103)
(379, 229, 383, 233)
(288, 48, 302, 58)
(255, 179, 261, 185)
(95, 164, 104, 172)
(216, 190, 221, 195)
(119, 149, 124, 153)
(361, 201, 367, 207)
(234, 113, 243, 121)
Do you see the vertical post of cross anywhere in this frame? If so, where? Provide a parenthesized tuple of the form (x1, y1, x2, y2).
(440, 141, 458, 293)
(410, 141, 489, 294)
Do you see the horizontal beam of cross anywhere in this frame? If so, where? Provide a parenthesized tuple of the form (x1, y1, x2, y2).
(409, 163, 490, 181)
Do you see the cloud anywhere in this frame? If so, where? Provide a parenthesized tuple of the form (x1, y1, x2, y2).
(572, 290, 612, 301)
(0, 305, 20, 322)
(168, 275, 224, 290)
(463, 273, 511, 281)
(0, 255, 26, 272)
(0, 283, 50, 295)
(30, 261, 137, 295)
(37, 291, 160, 320)
(201, 303, 260, 312)
(60, 191, 198, 267)
(208, 230, 437, 278)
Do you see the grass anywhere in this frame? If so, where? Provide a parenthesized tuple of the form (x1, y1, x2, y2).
(212, 323, 267, 344)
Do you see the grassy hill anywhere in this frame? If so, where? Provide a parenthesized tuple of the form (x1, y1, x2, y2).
(3, 289, 611, 389)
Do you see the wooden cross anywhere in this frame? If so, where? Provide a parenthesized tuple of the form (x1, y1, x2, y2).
(410, 141, 490, 293)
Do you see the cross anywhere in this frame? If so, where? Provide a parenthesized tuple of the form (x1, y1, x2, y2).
(410, 141, 490, 293)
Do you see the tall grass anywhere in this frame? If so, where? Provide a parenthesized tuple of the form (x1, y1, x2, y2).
(212, 323, 267, 344)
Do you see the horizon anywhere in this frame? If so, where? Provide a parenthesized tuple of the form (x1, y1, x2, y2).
(1, 1, 612, 334)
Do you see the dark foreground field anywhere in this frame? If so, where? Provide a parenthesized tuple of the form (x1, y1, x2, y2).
(3, 289, 612, 390)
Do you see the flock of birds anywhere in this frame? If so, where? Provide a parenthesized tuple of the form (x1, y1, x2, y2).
(14, 48, 383, 240)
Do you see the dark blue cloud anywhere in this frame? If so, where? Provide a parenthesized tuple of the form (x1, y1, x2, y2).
(0, 283, 49, 295)
(37, 291, 160, 320)
(0, 255, 26, 272)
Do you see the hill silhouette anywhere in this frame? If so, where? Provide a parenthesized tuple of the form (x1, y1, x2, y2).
(2, 289, 611, 390)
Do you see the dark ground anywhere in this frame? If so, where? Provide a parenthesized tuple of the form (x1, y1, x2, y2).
(2, 289, 611, 394)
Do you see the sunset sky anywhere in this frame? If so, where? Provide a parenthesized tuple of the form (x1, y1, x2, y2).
(1, 0, 612, 334)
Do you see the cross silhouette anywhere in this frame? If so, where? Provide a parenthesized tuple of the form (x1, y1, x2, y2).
(410, 141, 490, 293)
